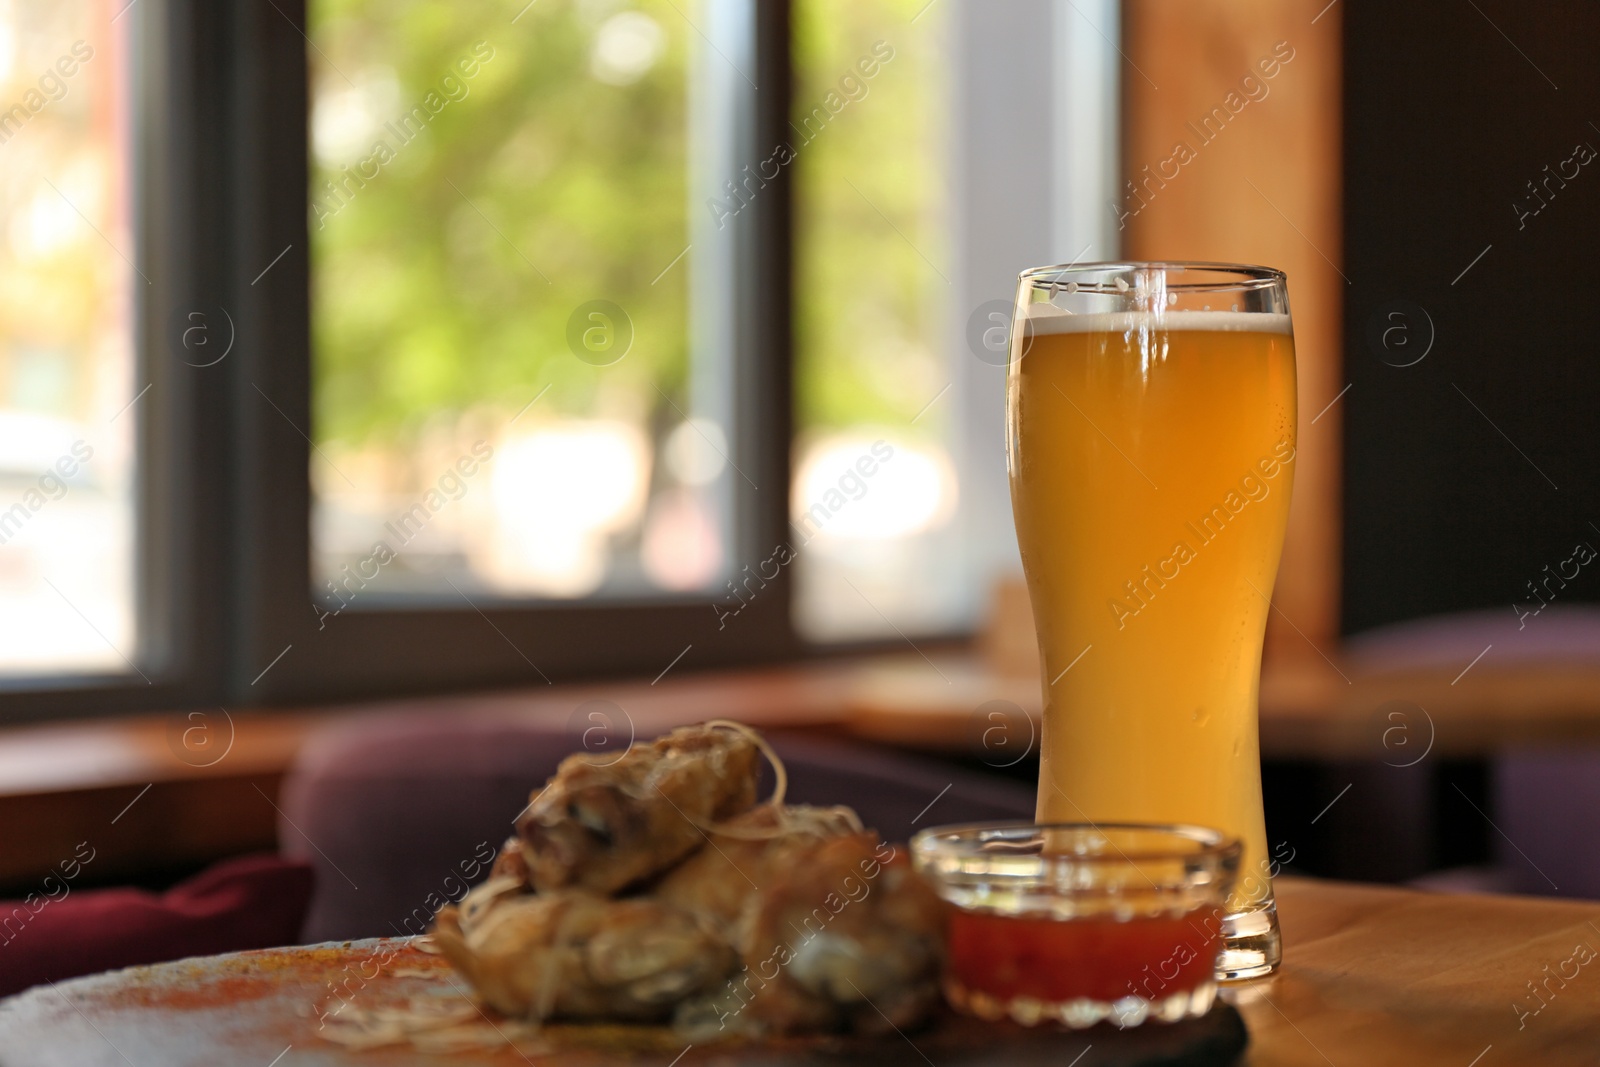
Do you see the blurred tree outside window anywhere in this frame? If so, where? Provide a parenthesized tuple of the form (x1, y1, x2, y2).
(309, 0, 728, 603)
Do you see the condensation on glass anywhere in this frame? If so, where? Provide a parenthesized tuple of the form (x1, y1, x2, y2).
(0, 1, 135, 674)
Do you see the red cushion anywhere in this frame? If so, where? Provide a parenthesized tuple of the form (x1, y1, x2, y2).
(0, 854, 313, 997)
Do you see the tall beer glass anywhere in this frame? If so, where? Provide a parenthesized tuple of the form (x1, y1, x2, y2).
(1006, 263, 1296, 979)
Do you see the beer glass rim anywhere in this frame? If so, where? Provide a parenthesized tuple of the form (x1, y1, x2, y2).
(1019, 260, 1285, 293)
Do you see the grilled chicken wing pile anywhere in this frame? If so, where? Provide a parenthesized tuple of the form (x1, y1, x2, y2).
(431, 722, 946, 1038)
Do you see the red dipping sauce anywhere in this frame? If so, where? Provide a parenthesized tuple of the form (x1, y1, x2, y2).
(947, 905, 1224, 1006)
(912, 823, 1243, 1028)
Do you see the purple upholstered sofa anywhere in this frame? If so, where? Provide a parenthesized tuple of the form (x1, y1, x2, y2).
(277, 714, 1034, 942)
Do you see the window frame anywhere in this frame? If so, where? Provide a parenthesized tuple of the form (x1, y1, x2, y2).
(0, 0, 234, 721)
(5, 0, 1122, 718)
(225, 0, 803, 705)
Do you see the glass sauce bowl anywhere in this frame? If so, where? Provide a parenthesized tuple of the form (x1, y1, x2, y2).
(911, 822, 1240, 1029)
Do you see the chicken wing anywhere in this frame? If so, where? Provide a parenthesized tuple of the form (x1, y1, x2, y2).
(434, 722, 946, 1042)
(655, 807, 947, 1037)
(432, 890, 737, 1022)
(514, 722, 761, 895)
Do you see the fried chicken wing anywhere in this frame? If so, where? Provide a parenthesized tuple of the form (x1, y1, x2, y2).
(433, 891, 737, 1022)
(759, 839, 946, 1035)
(655, 807, 947, 1037)
(646, 806, 849, 934)
(430, 721, 947, 1044)
(514, 723, 761, 895)
(489, 836, 529, 886)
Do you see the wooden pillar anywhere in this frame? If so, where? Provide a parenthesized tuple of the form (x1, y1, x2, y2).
(1121, 0, 1345, 667)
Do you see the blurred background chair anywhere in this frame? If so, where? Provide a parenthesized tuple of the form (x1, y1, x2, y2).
(1345, 607, 1600, 899)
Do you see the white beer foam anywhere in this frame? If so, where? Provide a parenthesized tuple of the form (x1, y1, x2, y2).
(1022, 304, 1292, 336)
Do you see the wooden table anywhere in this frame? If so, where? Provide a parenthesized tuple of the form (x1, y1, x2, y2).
(0, 877, 1595, 1064)
(1238, 878, 1600, 1064)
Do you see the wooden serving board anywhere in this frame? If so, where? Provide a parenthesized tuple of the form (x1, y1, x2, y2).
(0, 938, 1247, 1066)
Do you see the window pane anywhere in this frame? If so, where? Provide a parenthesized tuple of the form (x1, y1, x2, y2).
(791, 0, 963, 640)
(0, 2, 136, 675)
(309, 0, 729, 605)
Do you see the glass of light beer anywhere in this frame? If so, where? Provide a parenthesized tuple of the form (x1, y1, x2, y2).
(1006, 262, 1296, 979)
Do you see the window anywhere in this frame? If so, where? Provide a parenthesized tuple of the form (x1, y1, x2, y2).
(0, 0, 1120, 713)
(790, 0, 1122, 644)
(0, 1, 136, 677)
(227, 0, 783, 701)
(308, 0, 735, 605)
(790, 0, 961, 641)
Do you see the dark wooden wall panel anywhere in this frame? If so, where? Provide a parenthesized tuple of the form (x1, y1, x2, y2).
(1342, 1, 1600, 633)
